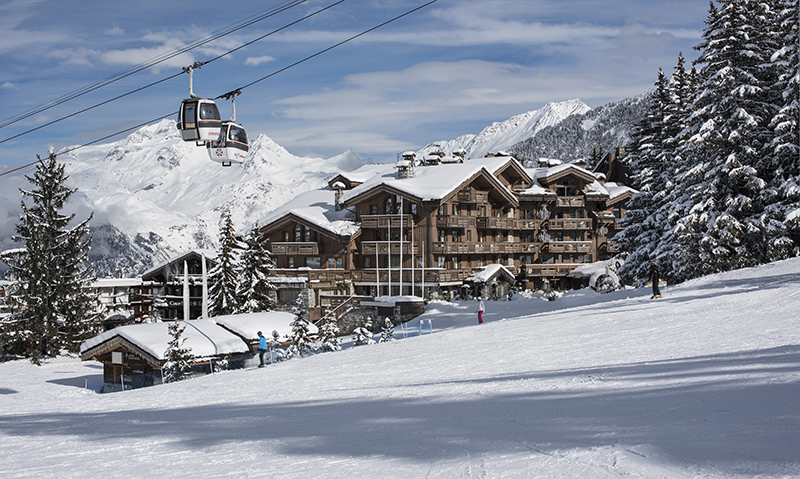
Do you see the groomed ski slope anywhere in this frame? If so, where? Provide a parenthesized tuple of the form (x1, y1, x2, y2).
(1, 258, 799, 478)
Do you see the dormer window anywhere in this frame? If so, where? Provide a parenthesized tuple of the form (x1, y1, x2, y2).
(555, 178, 577, 196)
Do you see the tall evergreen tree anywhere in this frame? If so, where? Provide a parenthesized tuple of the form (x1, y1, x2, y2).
(235, 222, 277, 313)
(616, 70, 675, 282)
(0, 152, 99, 363)
(765, 0, 800, 254)
(208, 212, 241, 316)
(668, 0, 781, 279)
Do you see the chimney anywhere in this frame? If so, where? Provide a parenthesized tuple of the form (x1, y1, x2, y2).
(333, 182, 345, 211)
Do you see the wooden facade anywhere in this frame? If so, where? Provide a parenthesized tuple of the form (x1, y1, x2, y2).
(256, 157, 634, 316)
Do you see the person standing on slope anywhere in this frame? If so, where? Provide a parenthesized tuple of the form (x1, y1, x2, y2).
(649, 261, 662, 299)
(257, 331, 268, 367)
(475, 297, 485, 324)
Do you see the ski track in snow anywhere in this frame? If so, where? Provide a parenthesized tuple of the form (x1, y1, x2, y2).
(1, 258, 800, 478)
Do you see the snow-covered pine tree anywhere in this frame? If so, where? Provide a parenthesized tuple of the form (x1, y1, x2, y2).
(0, 152, 100, 363)
(668, 0, 781, 280)
(764, 0, 800, 256)
(208, 212, 241, 317)
(235, 222, 277, 313)
(318, 317, 341, 352)
(379, 317, 395, 343)
(352, 317, 375, 346)
(616, 70, 674, 283)
(163, 321, 194, 383)
(289, 298, 315, 357)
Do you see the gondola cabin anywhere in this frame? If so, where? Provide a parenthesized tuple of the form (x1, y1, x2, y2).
(177, 98, 222, 144)
(207, 121, 249, 166)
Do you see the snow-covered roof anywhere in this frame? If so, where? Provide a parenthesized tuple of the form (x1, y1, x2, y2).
(215, 311, 317, 340)
(339, 157, 517, 204)
(259, 188, 359, 237)
(333, 163, 394, 184)
(466, 263, 516, 283)
(80, 319, 250, 361)
(91, 278, 144, 288)
(584, 180, 610, 198)
(604, 182, 638, 202)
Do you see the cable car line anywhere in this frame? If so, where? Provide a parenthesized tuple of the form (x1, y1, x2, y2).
(0, 0, 307, 131)
(220, 0, 438, 98)
(0, 0, 341, 147)
(1, 0, 438, 176)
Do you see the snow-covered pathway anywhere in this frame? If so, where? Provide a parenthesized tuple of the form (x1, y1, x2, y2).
(1, 258, 799, 478)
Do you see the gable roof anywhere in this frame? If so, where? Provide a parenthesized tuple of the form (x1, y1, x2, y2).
(258, 188, 359, 239)
(141, 249, 217, 281)
(466, 263, 516, 284)
(339, 157, 522, 207)
(327, 163, 395, 190)
(80, 319, 251, 364)
(604, 182, 637, 204)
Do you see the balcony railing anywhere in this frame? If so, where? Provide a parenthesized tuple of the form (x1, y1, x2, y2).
(476, 217, 515, 229)
(436, 215, 476, 228)
(360, 214, 414, 229)
(361, 241, 418, 255)
(351, 268, 474, 284)
(515, 219, 541, 230)
(546, 241, 593, 253)
(432, 242, 538, 255)
(521, 264, 577, 277)
(271, 242, 320, 255)
(456, 190, 488, 203)
(555, 197, 585, 208)
(548, 219, 592, 230)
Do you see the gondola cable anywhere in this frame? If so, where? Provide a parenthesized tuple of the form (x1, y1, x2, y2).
(0, 0, 438, 177)
(0, 0, 342, 146)
(0, 0, 307, 131)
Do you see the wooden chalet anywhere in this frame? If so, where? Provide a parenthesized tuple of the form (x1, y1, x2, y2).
(140, 249, 217, 320)
(255, 155, 636, 318)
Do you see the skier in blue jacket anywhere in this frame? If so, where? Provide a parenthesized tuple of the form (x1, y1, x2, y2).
(257, 331, 268, 367)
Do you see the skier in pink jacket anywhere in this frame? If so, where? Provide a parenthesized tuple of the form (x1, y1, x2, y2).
(475, 297, 485, 324)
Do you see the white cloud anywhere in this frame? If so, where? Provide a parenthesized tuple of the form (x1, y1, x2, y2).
(245, 55, 275, 66)
(104, 26, 124, 36)
(1, 81, 16, 90)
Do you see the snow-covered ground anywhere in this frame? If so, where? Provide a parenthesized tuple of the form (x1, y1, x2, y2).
(2, 258, 799, 478)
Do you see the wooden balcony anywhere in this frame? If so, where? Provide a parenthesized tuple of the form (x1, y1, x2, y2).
(361, 241, 418, 255)
(351, 269, 473, 284)
(548, 219, 593, 230)
(521, 264, 577, 277)
(456, 190, 488, 203)
(515, 219, 541, 230)
(360, 214, 414, 229)
(476, 217, 515, 229)
(546, 241, 593, 253)
(556, 197, 585, 208)
(271, 242, 320, 255)
(436, 215, 476, 228)
(431, 242, 536, 255)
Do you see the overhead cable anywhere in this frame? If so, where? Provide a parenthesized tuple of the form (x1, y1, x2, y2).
(0, 0, 340, 146)
(0, 0, 307, 131)
(0, 0, 438, 178)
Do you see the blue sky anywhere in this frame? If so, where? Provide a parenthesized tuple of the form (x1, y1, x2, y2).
(0, 0, 709, 166)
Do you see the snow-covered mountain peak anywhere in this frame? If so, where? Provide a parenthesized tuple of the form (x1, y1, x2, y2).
(416, 99, 590, 160)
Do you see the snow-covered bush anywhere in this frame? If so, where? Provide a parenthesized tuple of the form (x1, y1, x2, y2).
(379, 318, 395, 343)
(352, 318, 375, 346)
